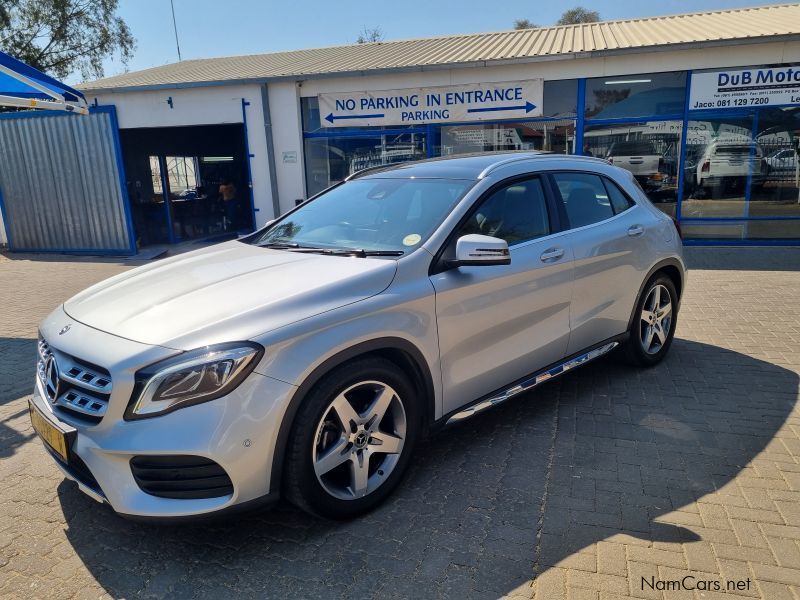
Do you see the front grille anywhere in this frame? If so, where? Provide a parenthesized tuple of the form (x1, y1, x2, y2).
(130, 455, 234, 499)
(38, 337, 111, 424)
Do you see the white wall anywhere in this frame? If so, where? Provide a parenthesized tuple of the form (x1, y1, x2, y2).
(90, 84, 277, 225)
(267, 81, 306, 215)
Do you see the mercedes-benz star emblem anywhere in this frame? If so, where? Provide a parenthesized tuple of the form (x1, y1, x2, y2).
(58, 324, 71, 335)
(44, 355, 60, 403)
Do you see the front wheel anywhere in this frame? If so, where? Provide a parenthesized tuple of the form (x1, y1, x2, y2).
(620, 274, 678, 366)
(283, 357, 420, 519)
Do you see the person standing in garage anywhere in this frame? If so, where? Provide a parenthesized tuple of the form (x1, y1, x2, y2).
(219, 179, 238, 231)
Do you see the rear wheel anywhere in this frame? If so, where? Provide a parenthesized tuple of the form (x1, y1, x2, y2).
(284, 357, 419, 519)
(620, 274, 678, 366)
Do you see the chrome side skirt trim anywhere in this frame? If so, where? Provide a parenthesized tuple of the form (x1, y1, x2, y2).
(446, 342, 619, 425)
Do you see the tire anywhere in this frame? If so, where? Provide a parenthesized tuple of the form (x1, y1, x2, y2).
(283, 357, 420, 519)
(619, 273, 678, 367)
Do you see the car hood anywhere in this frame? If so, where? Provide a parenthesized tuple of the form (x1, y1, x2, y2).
(63, 241, 397, 349)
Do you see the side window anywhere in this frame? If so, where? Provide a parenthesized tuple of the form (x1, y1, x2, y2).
(603, 178, 635, 214)
(552, 172, 615, 229)
(457, 177, 550, 246)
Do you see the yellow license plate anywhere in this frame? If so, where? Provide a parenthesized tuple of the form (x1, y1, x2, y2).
(29, 401, 69, 462)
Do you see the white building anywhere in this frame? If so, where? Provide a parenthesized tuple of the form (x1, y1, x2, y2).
(2, 4, 800, 252)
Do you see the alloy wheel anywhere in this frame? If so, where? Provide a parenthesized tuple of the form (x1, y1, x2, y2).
(312, 380, 406, 501)
(640, 283, 673, 355)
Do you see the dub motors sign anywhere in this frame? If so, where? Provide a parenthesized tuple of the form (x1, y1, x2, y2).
(318, 80, 543, 127)
(690, 67, 800, 110)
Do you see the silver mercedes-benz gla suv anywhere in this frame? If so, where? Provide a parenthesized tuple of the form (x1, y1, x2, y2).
(30, 152, 685, 520)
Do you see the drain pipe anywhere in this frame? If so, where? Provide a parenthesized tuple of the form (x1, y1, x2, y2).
(261, 83, 282, 220)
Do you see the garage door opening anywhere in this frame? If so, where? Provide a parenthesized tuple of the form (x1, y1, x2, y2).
(120, 124, 255, 247)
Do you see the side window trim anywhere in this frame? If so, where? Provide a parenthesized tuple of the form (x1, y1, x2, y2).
(543, 172, 570, 233)
(600, 175, 637, 215)
(548, 170, 621, 231)
(429, 173, 555, 275)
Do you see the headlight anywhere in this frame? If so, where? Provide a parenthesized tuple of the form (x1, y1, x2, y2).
(126, 342, 263, 419)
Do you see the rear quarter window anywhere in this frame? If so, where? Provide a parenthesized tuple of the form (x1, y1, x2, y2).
(602, 177, 636, 214)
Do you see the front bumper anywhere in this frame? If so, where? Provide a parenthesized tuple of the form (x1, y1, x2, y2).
(32, 308, 297, 518)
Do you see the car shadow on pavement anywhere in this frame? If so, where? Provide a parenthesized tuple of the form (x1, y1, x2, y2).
(58, 338, 797, 599)
(0, 338, 37, 458)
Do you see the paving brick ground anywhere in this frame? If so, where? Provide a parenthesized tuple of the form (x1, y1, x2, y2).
(1, 247, 800, 599)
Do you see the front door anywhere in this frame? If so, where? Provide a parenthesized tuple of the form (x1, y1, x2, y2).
(429, 176, 574, 415)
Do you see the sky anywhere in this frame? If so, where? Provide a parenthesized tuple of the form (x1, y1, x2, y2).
(88, 0, 780, 83)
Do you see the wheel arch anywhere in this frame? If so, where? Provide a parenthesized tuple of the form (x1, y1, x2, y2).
(269, 337, 436, 495)
(626, 257, 685, 332)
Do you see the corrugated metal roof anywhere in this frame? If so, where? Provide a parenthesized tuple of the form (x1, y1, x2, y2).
(81, 4, 800, 91)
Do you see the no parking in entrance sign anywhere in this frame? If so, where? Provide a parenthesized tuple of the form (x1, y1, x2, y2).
(318, 79, 544, 127)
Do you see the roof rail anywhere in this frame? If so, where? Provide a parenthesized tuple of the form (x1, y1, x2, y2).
(345, 163, 396, 181)
(478, 153, 610, 177)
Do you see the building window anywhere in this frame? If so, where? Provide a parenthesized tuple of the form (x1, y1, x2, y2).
(584, 71, 686, 119)
(681, 116, 754, 217)
(749, 107, 800, 219)
(439, 120, 575, 156)
(583, 121, 682, 217)
(304, 133, 427, 196)
(543, 79, 578, 118)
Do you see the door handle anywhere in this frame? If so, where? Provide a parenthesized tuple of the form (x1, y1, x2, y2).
(540, 247, 565, 262)
(627, 225, 645, 237)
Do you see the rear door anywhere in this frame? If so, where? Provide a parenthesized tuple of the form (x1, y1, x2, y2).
(549, 171, 652, 355)
(429, 175, 574, 415)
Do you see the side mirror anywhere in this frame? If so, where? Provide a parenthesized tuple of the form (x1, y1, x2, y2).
(447, 234, 510, 268)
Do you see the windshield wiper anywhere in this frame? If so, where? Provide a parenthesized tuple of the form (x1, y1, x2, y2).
(258, 241, 302, 249)
(287, 247, 405, 258)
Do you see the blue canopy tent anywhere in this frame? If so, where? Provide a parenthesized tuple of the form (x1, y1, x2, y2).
(0, 50, 88, 114)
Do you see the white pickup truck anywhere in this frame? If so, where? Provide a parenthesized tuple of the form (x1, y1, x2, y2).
(605, 140, 670, 197)
(605, 140, 661, 181)
(692, 141, 766, 196)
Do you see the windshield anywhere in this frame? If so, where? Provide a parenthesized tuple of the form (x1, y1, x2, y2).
(246, 178, 473, 254)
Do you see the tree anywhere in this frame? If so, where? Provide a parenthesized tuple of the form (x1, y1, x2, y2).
(356, 26, 384, 44)
(513, 19, 538, 30)
(557, 7, 600, 25)
(514, 7, 600, 30)
(0, 0, 135, 80)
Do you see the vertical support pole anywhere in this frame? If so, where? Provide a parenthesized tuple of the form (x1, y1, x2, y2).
(158, 155, 176, 244)
(676, 70, 692, 224)
(426, 123, 435, 158)
(103, 105, 138, 255)
(575, 78, 586, 155)
(743, 109, 759, 239)
(260, 84, 282, 220)
(241, 98, 257, 232)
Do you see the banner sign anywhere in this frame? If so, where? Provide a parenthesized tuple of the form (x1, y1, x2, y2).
(690, 67, 800, 110)
(318, 80, 543, 127)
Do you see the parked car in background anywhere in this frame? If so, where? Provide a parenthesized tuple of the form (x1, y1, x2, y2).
(30, 152, 685, 520)
(765, 148, 798, 178)
(605, 139, 676, 200)
(606, 140, 661, 183)
(691, 141, 766, 197)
